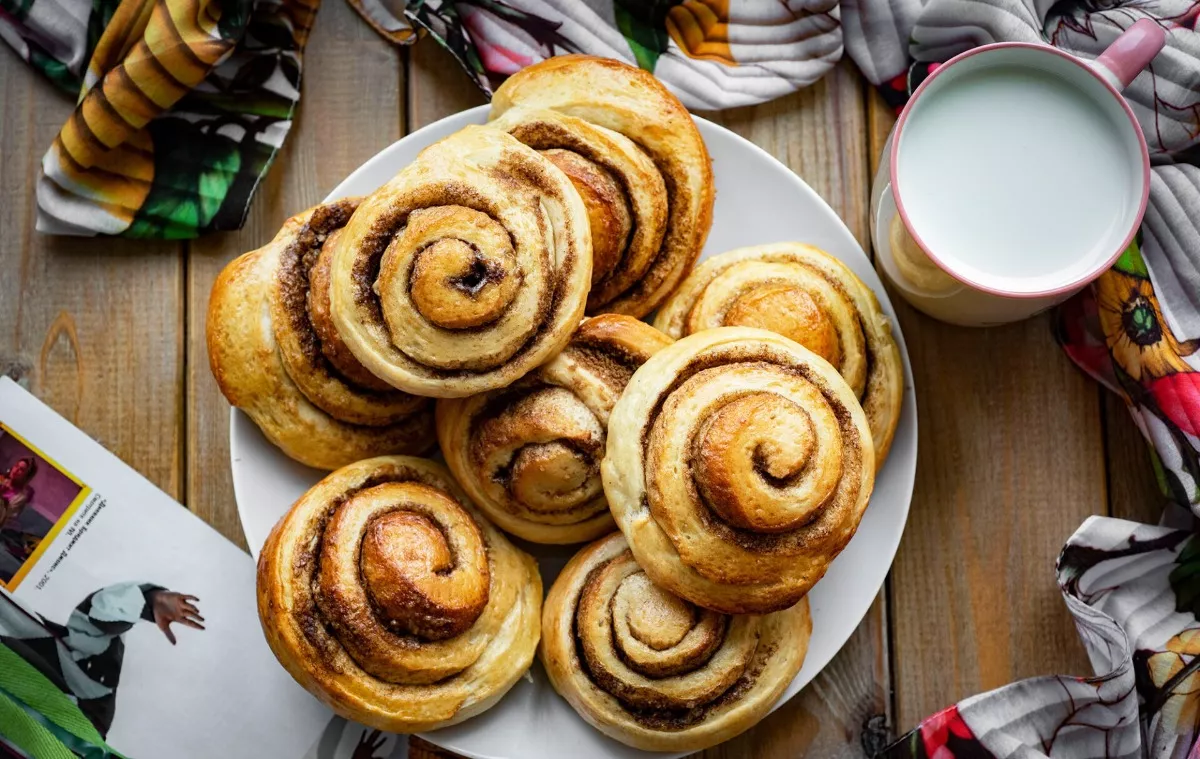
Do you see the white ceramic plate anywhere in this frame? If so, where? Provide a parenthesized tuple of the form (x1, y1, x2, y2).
(231, 106, 917, 759)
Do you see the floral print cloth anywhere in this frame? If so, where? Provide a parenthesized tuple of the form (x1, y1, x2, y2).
(349, 0, 843, 110)
(878, 241, 1200, 758)
(843, 0, 1200, 755)
(1, 0, 317, 238)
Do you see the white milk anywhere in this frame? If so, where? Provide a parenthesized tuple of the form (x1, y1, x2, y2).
(896, 64, 1137, 291)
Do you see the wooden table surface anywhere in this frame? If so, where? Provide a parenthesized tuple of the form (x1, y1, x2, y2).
(0, 5, 1166, 757)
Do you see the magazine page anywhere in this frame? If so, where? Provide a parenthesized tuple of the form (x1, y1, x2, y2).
(0, 377, 351, 758)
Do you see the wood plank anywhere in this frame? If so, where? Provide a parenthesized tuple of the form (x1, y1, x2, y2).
(0, 49, 184, 499)
(699, 61, 889, 758)
(702, 602, 891, 759)
(1104, 394, 1166, 523)
(407, 38, 488, 131)
(705, 61, 872, 252)
(184, 0, 404, 546)
(867, 89, 1103, 731)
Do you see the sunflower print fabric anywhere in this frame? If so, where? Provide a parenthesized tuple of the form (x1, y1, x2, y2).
(1059, 242, 1200, 507)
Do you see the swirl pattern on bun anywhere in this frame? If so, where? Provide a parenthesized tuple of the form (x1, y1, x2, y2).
(654, 243, 903, 466)
(602, 327, 876, 614)
(490, 55, 714, 317)
(541, 533, 811, 752)
(207, 201, 434, 469)
(328, 127, 592, 398)
(437, 314, 673, 544)
(256, 456, 541, 732)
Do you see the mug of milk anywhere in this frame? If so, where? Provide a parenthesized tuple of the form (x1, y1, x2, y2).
(870, 19, 1166, 326)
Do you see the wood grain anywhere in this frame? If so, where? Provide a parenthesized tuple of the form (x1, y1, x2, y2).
(705, 61, 872, 252)
(867, 89, 1102, 732)
(0, 48, 184, 500)
(1104, 394, 1165, 523)
(407, 38, 487, 131)
(184, 0, 403, 545)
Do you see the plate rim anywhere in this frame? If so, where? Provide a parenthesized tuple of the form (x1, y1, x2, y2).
(229, 104, 918, 759)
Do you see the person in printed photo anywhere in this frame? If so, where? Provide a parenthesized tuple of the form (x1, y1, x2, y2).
(0, 457, 37, 528)
(0, 582, 204, 741)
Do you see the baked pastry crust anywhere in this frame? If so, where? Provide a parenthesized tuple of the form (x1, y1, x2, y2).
(541, 532, 811, 752)
(490, 55, 714, 318)
(602, 327, 876, 614)
(436, 314, 672, 544)
(653, 243, 904, 466)
(256, 456, 542, 733)
(328, 126, 592, 398)
(206, 200, 434, 469)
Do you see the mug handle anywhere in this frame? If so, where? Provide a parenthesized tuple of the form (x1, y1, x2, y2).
(1092, 18, 1166, 91)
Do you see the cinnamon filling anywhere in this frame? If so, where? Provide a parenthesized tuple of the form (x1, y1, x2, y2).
(449, 316, 672, 530)
(500, 115, 669, 315)
(692, 392, 841, 533)
(571, 552, 760, 726)
(311, 479, 491, 684)
(473, 386, 605, 523)
(541, 148, 632, 287)
(306, 230, 394, 392)
(359, 509, 486, 641)
(640, 346, 866, 566)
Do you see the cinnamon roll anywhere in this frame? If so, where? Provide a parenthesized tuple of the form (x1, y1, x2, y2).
(207, 201, 434, 470)
(490, 55, 714, 318)
(257, 456, 541, 733)
(436, 315, 673, 544)
(542, 532, 811, 752)
(328, 126, 592, 398)
(602, 327, 875, 614)
(653, 243, 904, 467)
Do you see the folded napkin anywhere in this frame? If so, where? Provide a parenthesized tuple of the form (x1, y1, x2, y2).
(2, 0, 316, 237)
(3, 0, 847, 237)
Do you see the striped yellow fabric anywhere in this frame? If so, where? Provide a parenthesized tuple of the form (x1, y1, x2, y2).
(48, 0, 233, 225)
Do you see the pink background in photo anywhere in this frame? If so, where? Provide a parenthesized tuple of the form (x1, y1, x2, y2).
(0, 430, 83, 522)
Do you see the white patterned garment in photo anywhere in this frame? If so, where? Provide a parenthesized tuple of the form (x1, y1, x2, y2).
(897, 64, 1139, 293)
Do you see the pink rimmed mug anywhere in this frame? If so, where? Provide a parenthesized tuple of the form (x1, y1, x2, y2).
(870, 19, 1166, 326)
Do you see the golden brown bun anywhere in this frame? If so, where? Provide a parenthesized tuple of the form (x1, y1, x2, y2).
(490, 55, 714, 318)
(257, 456, 542, 733)
(602, 327, 875, 614)
(328, 126, 592, 399)
(436, 315, 673, 544)
(206, 201, 434, 470)
(653, 243, 904, 467)
(541, 533, 811, 752)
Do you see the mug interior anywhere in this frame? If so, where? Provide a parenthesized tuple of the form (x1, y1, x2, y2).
(891, 45, 1149, 298)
